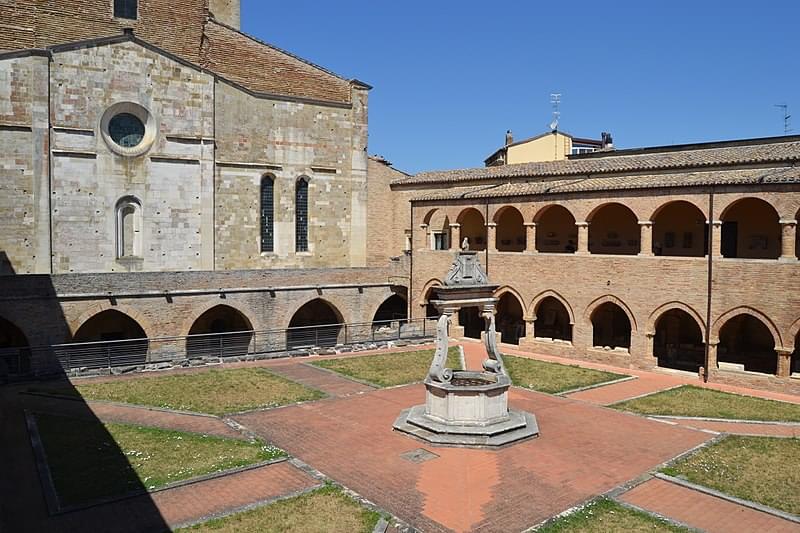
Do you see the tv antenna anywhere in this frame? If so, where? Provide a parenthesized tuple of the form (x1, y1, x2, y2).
(775, 104, 791, 134)
(549, 93, 561, 131)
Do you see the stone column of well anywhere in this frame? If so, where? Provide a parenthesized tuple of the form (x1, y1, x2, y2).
(486, 222, 498, 252)
(449, 223, 461, 252)
(776, 348, 793, 378)
(524, 222, 538, 253)
(576, 222, 590, 254)
(638, 221, 654, 256)
(710, 220, 723, 258)
(779, 219, 797, 261)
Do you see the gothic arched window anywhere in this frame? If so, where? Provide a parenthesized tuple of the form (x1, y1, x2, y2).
(116, 196, 142, 258)
(260, 175, 274, 252)
(295, 177, 309, 252)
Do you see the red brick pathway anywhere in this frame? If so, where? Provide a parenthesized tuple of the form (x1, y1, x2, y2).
(619, 478, 800, 533)
(268, 362, 375, 397)
(233, 384, 710, 532)
(567, 374, 681, 405)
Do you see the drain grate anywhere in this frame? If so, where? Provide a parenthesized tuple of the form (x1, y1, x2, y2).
(400, 448, 439, 464)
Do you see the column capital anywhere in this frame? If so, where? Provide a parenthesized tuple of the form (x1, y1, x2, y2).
(779, 219, 798, 226)
(486, 222, 498, 228)
(776, 347, 794, 356)
(575, 221, 590, 228)
(523, 222, 537, 228)
(708, 220, 723, 227)
(448, 223, 461, 228)
(419, 223, 429, 230)
(637, 220, 653, 227)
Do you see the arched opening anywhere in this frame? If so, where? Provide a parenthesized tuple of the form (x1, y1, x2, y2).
(718, 315, 777, 374)
(653, 309, 704, 372)
(373, 294, 408, 324)
(287, 299, 343, 349)
(588, 203, 639, 255)
(495, 207, 525, 252)
(260, 175, 275, 253)
(429, 214, 451, 251)
(793, 331, 799, 376)
(535, 205, 577, 253)
(534, 297, 572, 342)
(457, 208, 486, 251)
(720, 198, 780, 259)
(496, 292, 525, 344)
(186, 305, 253, 358)
(591, 302, 632, 350)
(458, 307, 483, 340)
(73, 309, 149, 367)
(796, 208, 800, 260)
(295, 177, 309, 252)
(652, 201, 706, 257)
(421, 283, 441, 319)
(0, 316, 31, 376)
(116, 196, 142, 258)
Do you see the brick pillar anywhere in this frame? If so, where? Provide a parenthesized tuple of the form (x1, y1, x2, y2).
(779, 219, 797, 261)
(777, 348, 793, 377)
(486, 222, 497, 252)
(710, 220, 723, 258)
(419, 223, 429, 250)
(576, 222, 590, 254)
(706, 340, 719, 375)
(638, 221, 654, 256)
(449, 223, 461, 252)
(524, 222, 537, 253)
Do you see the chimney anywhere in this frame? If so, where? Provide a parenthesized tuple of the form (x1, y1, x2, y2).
(505, 130, 513, 146)
(601, 131, 614, 150)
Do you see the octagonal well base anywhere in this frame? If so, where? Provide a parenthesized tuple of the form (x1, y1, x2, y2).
(393, 405, 539, 448)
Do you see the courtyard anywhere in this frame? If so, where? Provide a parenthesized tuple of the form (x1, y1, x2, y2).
(3, 342, 799, 532)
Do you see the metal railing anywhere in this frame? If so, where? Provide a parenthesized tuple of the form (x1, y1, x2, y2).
(0, 318, 436, 378)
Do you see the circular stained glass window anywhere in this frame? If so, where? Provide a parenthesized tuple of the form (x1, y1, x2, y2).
(108, 113, 145, 148)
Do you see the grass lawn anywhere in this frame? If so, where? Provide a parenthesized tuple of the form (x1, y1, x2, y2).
(311, 347, 462, 387)
(662, 435, 800, 515)
(612, 385, 800, 422)
(30, 368, 324, 415)
(181, 484, 381, 532)
(503, 355, 628, 394)
(35, 413, 283, 508)
(537, 498, 689, 532)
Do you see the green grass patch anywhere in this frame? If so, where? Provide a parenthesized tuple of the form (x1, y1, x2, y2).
(30, 368, 324, 415)
(538, 498, 689, 532)
(311, 347, 462, 387)
(35, 413, 283, 508)
(662, 435, 800, 515)
(503, 355, 628, 394)
(181, 484, 381, 532)
(612, 385, 800, 422)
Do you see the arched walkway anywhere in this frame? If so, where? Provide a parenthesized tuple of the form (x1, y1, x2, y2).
(588, 203, 639, 255)
(718, 314, 777, 374)
(651, 201, 706, 257)
(372, 293, 408, 324)
(0, 316, 31, 375)
(458, 307, 483, 340)
(457, 208, 486, 251)
(494, 207, 525, 252)
(420, 279, 442, 319)
(533, 296, 572, 342)
(496, 291, 525, 344)
(793, 330, 799, 376)
(591, 302, 632, 350)
(535, 205, 577, 253)
(186, 304, 254, 358)
(720, 198, 781, 259)
(287, 299, 344, 349)
(653, 309, 705, 372)
(73, 309, 149, 367)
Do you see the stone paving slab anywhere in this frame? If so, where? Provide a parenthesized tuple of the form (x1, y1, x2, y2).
(268, 362, 375, 397)
(658, 417, 800, 438)
(233, 383, 710, 532)
(619, 477, 800, 533)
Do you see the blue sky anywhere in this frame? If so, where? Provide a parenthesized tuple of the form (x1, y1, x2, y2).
(242, 1, 799, 174)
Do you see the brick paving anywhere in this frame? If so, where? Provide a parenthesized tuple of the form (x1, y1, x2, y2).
(619, 477, 800, 533)
(233, 383, 711, 532)
(267, 362, 375, 397)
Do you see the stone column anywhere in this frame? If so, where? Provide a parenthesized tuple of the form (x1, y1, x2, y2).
(524, 222, 537, 253)
(449, 223, 461, 252)
(419, 223, 429, 250)
(779, 219, 797, 261)
(486, 222, 497, 252)
(576, 222, 590, 254)
(777, 348, 793, 378)
(706, 340, 719, 376)
(710, 220, 723, 258)
(638, 221, 654, 256)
